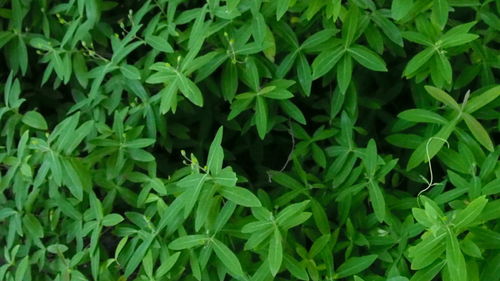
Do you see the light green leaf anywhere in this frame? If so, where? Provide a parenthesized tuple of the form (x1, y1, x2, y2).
(464, 85, 500, 114)
(145, 35, 173, 53)
(431, 0, 449, 29)
(403, 48, 435, 77)
(207, 126, 224, 175)
(334, 255, 378, 278)
(269, 229, 283, 276)
(102, 214, 124, 226)
(120, 64, 141, 80)
(156, 252, 181, 278)
(452, 195, 488, 229)
(22, 111, 48, 130)
(391, 0, 413, 20)
(409, 261, 445, 281)
(348, 45, 387, 72)
(398, 109, 448, 124)
(219, 185, 262, 207)
(342, 6, 360, 46)
(276, 0, 291, 20)
(177, 74, 203, 107)
(446, 229, 467, 281)
(169, 235, 208, 250)
(408, 232, 446, 269)
(441, 33, 479, 48)
(312, 46, 345, 79)
(14, 256, 29, 281)
(462, 113, 494, 152)
(212, 238, 245, 277)
(424, 86, 460, 111)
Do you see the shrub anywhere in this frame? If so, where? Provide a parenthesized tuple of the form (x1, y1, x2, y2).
(0, 0, 499, 281)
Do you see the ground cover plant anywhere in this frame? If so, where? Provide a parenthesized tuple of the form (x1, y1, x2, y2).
(0, 0, 500, 280)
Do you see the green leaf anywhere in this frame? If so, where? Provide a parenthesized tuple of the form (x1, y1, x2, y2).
(462, 113, 494, 152)
(337, 54, 353, 94)
(169, 235, 208, 250)
(407, 120, 456, 170)
(212, 238, 244, 277)
(262, 89, 294, 100)
(207, 126, 224, 175)
(255, 96, 268, 139)
(22, 111, 48, 130)
(14, 256, 29, 281)
(283, 254, 309, 280)
(219, 185, 261, 207)
(156, 252, 181, 278)
(368, 181, 385, 222)
(128, 148, 155, 162)
(446, 229, 467, 281)
(372, 13, 404, 46)
(145, 35, 174, 53)
(431, 0, 449, 29)
(342, 6, 360, 46)
(296, 53, 312, 96)
(160, 80, 178, 114)
(408, 232, 446, 269)
(269, 228, 283, 276)
(125, 235, 154, 277)
(312, 46, 345, 79)
(398, 109, 448, 124)
(452, 195, 488, 229)
(391, 0, 413, 20)
(348, 45, 387, 72)
(276, 0, 291, 20)
(424, 86, 460, 111)
(441, 33, 479, 48)
(47, 244, 69, 254)
(177, 74, 203, 107)
(276, 200, 310, 226)
(120, 64, 141, 80)
(409, 261, 445, 281)
(364, 139, 378, 176)
(252, 12, 266, 43)
(221, 62, 238, 101)
(23, 214, 44, 238)
(0, 31, 15, 49)
(334, 255, 378, 278)
(102, 214, 124, 226)
(403, 48, 435, 77)
(435, 53, 452, 84)
(464, 85, 500, 113)
(279, 100, 306, 124)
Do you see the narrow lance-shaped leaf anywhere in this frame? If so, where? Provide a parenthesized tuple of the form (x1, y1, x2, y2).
(269, 228, 283, 276)
(445, 228, 467, 281)
(337, 54, 353, 94)
(462, 113, 494, 152)
(424, 86, 460, 111)
(219, 185, 262, 207)
(212, 238, 245, 277)
(368, 181, 385, 222)
(255, 96, 268, 139)
(207, 126, 224, 175)
(312, 46, 345, 79)
(334, 255, 378, 278)
(348, 45, 387, 72)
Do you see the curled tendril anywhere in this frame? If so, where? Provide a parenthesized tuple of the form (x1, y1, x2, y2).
(417, 137, 450, 207)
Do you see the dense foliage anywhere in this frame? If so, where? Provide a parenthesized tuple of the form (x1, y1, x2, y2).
(1, 0, 500, 280)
